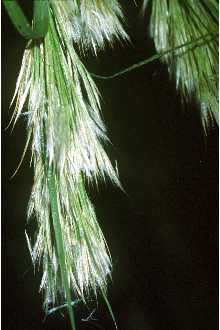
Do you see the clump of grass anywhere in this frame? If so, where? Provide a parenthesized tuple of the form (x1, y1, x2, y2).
(11, 1, 127, 328)
(143, 0, 218, 129)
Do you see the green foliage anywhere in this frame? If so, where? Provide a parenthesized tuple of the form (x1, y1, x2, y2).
(3, 0, 49, 39)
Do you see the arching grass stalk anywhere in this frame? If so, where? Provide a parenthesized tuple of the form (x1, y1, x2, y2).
(91, 33, 216, 79)
(143, 0, 218, 129)
(10, 1, 128, 329)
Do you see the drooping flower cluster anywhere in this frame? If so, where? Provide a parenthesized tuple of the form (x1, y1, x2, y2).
(144, 0, 218, 128)
(12, 0, 127, 314)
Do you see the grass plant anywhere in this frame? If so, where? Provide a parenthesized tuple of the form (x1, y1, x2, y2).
(5, 0, 218, 329)
(10, 1, 127, 328)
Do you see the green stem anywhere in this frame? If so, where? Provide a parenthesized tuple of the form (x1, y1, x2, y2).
(91, 33, 217, 80)
(47, 167, 76, 330)
(3, 0, 49, 39)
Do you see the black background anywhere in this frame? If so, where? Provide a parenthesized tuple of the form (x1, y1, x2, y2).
(2, 1, 218, 330)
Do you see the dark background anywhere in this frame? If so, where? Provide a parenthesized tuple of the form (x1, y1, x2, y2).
(2, 1, 218, 330)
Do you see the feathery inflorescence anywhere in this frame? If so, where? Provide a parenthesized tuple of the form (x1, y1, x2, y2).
(57, 0, 128, 54)
(143, 0, 218, 128)
(11, 0, 127, 323)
